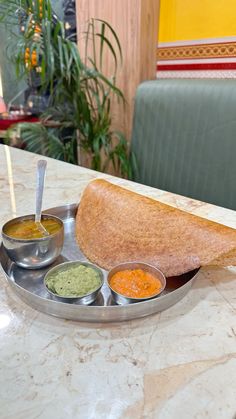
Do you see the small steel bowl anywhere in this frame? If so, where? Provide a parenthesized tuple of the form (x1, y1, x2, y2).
(107, 262, 166, 305)
(44, 261, 104, 305)
(1, 214, 64, 269)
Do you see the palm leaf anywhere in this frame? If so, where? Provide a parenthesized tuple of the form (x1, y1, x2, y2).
(95, 18, 123, 63)
(0, 1, 134, 178)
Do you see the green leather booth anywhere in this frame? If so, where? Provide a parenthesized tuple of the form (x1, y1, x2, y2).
(131, 79, 236, 210)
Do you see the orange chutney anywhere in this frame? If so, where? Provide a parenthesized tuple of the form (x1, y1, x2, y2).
(109, 269, 162, 299)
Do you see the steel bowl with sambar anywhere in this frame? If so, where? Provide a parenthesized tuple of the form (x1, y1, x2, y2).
(1, 214, 64, 269)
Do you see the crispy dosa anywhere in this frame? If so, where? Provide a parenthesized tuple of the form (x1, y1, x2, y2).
(75, 179, 236, 277)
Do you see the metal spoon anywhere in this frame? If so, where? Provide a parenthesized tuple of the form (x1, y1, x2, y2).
(35, 160, 49, 237)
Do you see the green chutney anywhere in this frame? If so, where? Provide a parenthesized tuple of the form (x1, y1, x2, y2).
(45, 264, 102, 297)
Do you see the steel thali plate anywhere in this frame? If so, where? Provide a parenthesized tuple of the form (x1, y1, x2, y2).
(0, 204, 200, 322)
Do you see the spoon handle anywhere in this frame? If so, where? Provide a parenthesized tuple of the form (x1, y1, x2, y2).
(35, 160, 47, 223)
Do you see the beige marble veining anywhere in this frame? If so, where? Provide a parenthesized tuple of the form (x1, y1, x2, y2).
(0, 145, 236, 419)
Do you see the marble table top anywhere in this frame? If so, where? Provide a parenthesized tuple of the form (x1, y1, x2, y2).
(0, 144, 235, 419)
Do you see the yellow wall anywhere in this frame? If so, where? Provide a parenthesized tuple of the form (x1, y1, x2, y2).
(159, 0, 236, 43)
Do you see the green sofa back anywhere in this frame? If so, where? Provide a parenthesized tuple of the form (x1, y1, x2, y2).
(131, 79, 236, 210)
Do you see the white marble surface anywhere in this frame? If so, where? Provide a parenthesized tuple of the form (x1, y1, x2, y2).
(0, 144, 236, 419)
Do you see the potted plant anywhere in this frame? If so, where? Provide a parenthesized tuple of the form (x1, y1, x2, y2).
(0, 0, 135, 178)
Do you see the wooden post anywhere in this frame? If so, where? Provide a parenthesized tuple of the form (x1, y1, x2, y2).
(76, 0, 160, 142)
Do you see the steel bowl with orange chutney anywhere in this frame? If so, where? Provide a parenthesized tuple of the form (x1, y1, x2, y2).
(109, 268, 163, 299)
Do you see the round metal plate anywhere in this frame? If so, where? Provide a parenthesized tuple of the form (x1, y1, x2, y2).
(0, 204, 200, 322)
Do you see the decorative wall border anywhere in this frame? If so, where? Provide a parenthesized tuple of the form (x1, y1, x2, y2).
(157, 37, 236, 74)
(156, 69, 236, 78)
(157, 42, 236, 61)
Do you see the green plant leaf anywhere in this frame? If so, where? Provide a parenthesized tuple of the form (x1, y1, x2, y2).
(95, 18, 123, 63)
(0, 4, 133, 177)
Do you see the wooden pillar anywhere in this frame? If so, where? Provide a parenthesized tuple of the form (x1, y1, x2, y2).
(76, 0, 160, 142)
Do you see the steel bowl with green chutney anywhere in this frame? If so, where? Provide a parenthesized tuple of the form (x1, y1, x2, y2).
(44, 261, 104, 304)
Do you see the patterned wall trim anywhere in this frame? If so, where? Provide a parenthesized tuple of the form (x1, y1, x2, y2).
(157, 38, 236, 73)
(156, 69, 236, 78)
(158, 36, 236, 48)
(157, 41, 236, 61)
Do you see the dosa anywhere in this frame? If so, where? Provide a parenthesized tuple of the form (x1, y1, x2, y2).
(75, 179, 236, 277)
